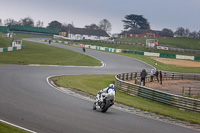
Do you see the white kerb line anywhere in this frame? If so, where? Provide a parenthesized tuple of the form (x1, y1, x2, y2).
(0, 119, 37, 133)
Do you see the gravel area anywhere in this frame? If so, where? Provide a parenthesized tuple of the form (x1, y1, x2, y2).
(128, 80, 200, 97)
(151, 57, 200, 67)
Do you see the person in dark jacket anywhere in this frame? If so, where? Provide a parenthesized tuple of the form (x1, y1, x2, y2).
(155, 69, 159, 82)
(140, 69, 147, 86)
(160, 71, 163, 85)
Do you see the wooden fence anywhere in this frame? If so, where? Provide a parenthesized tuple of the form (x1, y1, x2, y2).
(115, 72, 200, 113)
(182, 87, 200, 96)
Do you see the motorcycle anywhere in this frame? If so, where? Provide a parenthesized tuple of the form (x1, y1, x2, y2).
(93, 92, 114, 113)
(82, 47, 86, 52)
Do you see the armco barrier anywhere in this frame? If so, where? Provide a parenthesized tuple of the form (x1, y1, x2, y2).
(0, 45, 25, 52)
(195, 56, 200, 61)
(160, 53, 176, 59)
(123, 50, 144, 55)
(144, 52, 160, 57)
(115, 72, 200, 112)
(176, 55, 194, 60)
(41, 39, 200, 61)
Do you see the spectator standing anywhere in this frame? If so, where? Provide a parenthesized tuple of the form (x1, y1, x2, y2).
(140, 69, 147, 86)
(160, 71, 163, 85)
(150, 69, 154, 82)
(155, 69, 159, 82)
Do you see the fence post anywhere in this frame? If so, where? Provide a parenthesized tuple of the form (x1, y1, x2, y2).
(182, 87, 185, 96)
(119, 74, 121, 80)
(123, 73, 125, 81)
(189, 87, 191, 96)
(135, 73, 137, 84)
(131, 73, 133, 80)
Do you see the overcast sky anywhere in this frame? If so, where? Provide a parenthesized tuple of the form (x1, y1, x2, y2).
(0, 0, 199, 34)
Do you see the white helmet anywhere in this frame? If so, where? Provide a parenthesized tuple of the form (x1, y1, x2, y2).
(109, 84, 115, 87)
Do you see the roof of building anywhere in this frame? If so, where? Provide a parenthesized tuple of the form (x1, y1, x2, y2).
(64, 27, 110, 37)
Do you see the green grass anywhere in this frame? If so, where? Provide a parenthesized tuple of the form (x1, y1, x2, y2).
(0, 122, 28, 133)
(0, 40, 101, 66)
(118, 53, 200, 73)
(51, 75, 200, 124)
(116, 37, 200, 50)
(0, 32, 12, 47)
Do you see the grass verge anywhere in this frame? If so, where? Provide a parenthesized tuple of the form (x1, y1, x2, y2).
(116, 37, 200, 50)
(0, 40, 101, 66)
(51, 75, 200, 124)
(0, 121, 28, 133)
(0, 32, 12, 47)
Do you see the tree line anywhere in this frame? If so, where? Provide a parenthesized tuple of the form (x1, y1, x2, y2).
(122, 14, 200, 39)
(0, 17, 112, 34)
(0, 15, 199, 38)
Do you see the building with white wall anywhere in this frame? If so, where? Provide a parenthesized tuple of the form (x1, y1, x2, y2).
(59, 27, 110, 41)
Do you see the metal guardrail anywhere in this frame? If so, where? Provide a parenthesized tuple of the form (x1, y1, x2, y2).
(115, 72, 200, 113)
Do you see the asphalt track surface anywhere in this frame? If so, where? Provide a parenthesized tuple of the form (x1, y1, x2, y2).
(0, 39, 199, 133)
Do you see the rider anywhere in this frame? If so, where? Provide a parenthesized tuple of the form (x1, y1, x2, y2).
(96, 84, 116, 103)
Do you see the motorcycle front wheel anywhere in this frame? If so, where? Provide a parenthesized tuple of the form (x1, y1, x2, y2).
(93, 102, 96, 110)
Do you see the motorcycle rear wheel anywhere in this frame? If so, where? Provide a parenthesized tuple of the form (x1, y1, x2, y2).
(101, 101, 110, 113)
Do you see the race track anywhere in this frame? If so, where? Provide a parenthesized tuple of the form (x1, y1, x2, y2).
(0, 39, 199, 133)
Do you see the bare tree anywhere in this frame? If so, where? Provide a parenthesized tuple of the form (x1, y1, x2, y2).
(174, 27, 185, 37)
(189, 31, 198, 38)
(99, 19, 112, 34)
(67, 23, 74, 28)
(0, 19, 2, 26)
(35, 20, 43, 27)
(4, 18, 19, 26)
(184, 28, 190, 37)
(162, 28, 174, 37)
(85, 23, 99, 30)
